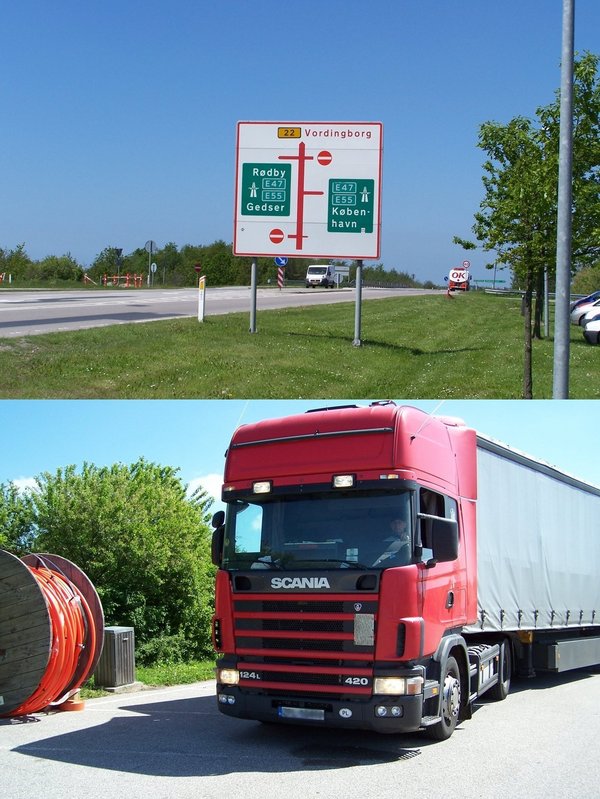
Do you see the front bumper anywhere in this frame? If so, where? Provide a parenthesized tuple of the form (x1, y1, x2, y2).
(215, 685, 425, 734)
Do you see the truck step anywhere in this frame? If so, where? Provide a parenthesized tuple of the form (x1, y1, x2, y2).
(420, 715, 442, 727)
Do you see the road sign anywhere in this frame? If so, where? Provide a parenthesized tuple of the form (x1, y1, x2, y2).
(234, 121, 383, 259)
(240, 163, 292, 215)
(328, 179, 374, 233)
(274, 256, 288, 266)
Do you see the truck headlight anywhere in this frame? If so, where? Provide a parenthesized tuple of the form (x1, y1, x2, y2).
(374, 676, 423, 696)
(218, 668, 240, 685)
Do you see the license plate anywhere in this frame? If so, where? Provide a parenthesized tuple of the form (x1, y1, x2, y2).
(278, 706, 325, 721)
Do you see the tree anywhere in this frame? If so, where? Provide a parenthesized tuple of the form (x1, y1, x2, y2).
(38, 253, 84, 282)
(0, 482, 35, 555)
(29, 459, 216, 661)
(88, 246, 126, 283)
(0, 243, 33, 282)
(455, 53, 600, 398)
(572, 263, 600, 294)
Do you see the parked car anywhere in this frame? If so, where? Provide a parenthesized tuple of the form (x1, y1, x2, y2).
(583, 307, 600, 326)
(583, 318, 600, 345)
(571, 298, 600, 325)
(570, 290, 600, 312)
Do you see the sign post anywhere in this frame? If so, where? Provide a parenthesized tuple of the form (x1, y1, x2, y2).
(234, 121, 383, 343)
(250, 258, 258, 333)
(274, 256, 288, 291)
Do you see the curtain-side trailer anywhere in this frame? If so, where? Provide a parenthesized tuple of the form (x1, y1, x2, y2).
(211, 403, 600, 740)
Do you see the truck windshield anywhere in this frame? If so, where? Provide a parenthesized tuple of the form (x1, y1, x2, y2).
(222, 490, 412, 570)
(307, 267, 326, 274)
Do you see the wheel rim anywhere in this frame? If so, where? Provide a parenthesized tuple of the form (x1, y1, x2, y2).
(442, 671, 461, 724)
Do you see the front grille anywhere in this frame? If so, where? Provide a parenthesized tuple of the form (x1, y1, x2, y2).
(231, 593, 377, 696)
(236, 618, 346, 633)
(237, 637, 347, 652)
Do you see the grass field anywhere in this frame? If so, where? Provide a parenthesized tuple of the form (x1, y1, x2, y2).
(0, 292, 597, 399)
(81, 659, 216, 699)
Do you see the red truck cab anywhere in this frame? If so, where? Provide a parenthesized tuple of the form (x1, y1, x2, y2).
(211, 403, 490, 739)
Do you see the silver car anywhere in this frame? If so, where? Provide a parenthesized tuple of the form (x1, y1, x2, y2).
(571, 298, 600, 325)
(583, 318, 600, 345)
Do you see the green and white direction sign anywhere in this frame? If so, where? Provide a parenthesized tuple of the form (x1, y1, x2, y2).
(234, 121, 383, 259)
(240, 163, 291, 217)
(328, 179, 374, 233)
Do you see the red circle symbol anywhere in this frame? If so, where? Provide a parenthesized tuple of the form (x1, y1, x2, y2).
(269, 228, 285, 244)
(317, 150, 332, 166)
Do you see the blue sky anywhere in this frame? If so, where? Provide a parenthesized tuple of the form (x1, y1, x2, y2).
(3, 1, 599, 284)
(2, 400, 599, 508)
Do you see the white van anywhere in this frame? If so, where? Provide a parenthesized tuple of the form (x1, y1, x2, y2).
(305, 264, 335, 288)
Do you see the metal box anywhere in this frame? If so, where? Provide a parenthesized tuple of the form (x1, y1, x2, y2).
(94, 626, 136, 688)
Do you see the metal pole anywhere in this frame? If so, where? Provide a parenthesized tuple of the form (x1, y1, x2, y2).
(353, 259, 363, 347)
(250, 257, 258, 333)
(552, 0, 575, 398)
(544, 266, 550, 339)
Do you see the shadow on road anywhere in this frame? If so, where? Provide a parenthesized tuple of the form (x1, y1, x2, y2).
(9, 694, 424, 777)
(9, 667, 598, 778)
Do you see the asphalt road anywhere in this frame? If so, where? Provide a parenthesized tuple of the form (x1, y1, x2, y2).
(2, 669, 599, 799)
(0, 286, 439, 338)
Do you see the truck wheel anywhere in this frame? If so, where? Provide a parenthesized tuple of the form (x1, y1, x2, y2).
(426, 656, 462, 741)
(488, 639, 511, 701)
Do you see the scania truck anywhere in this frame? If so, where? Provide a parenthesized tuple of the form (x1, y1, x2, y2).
(211, 402, 600, 740)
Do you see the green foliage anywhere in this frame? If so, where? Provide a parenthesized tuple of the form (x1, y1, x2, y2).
(572, 263, 600, 295)
(134, 659, 216, 686)
(455, 52, 600, 396)
(37, 254, 84, 282)
(457, 52, 600, 281)
(0, 482, 35, 554)
(0, 244, 34, 281)
(26, 459, 216, 661)
(2, 242, 433, 289)
(135, 632, 191, 666)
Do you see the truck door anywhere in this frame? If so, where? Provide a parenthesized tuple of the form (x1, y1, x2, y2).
(417, 489, 467, 654)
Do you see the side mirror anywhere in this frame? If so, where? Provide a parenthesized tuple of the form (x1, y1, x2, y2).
(211, 510, 226, 565)
(212, 510, 225, 528)
(211, 525, 225, 566)
(430, 517, 459, 563)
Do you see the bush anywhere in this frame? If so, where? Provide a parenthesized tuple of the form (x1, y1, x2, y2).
(135, 633, 191, 666)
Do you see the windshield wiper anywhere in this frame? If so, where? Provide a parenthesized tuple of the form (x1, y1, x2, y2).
(252, 556, 283, 570)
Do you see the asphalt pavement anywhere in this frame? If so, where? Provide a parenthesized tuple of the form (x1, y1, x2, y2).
(2, 669, 600, 799)
(0, 286, 439, 338)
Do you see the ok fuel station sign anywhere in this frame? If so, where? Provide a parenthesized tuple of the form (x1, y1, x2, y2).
(234, 121, 383, 259)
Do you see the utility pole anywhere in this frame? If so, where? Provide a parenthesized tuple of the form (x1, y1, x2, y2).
(552, 0, 575, 398)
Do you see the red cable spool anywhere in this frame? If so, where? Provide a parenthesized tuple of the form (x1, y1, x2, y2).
(0, 550, 104, 717)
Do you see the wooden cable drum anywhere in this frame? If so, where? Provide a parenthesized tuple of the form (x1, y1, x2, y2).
(0, 550, 104, 717)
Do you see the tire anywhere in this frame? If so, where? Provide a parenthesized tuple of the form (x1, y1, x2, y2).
(425, 655, 462, 741)
(488, 639, 512, 701)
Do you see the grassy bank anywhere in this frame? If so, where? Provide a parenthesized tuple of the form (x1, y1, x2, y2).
(1, 292, 597, 399)
(81, 659, 216, 699)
